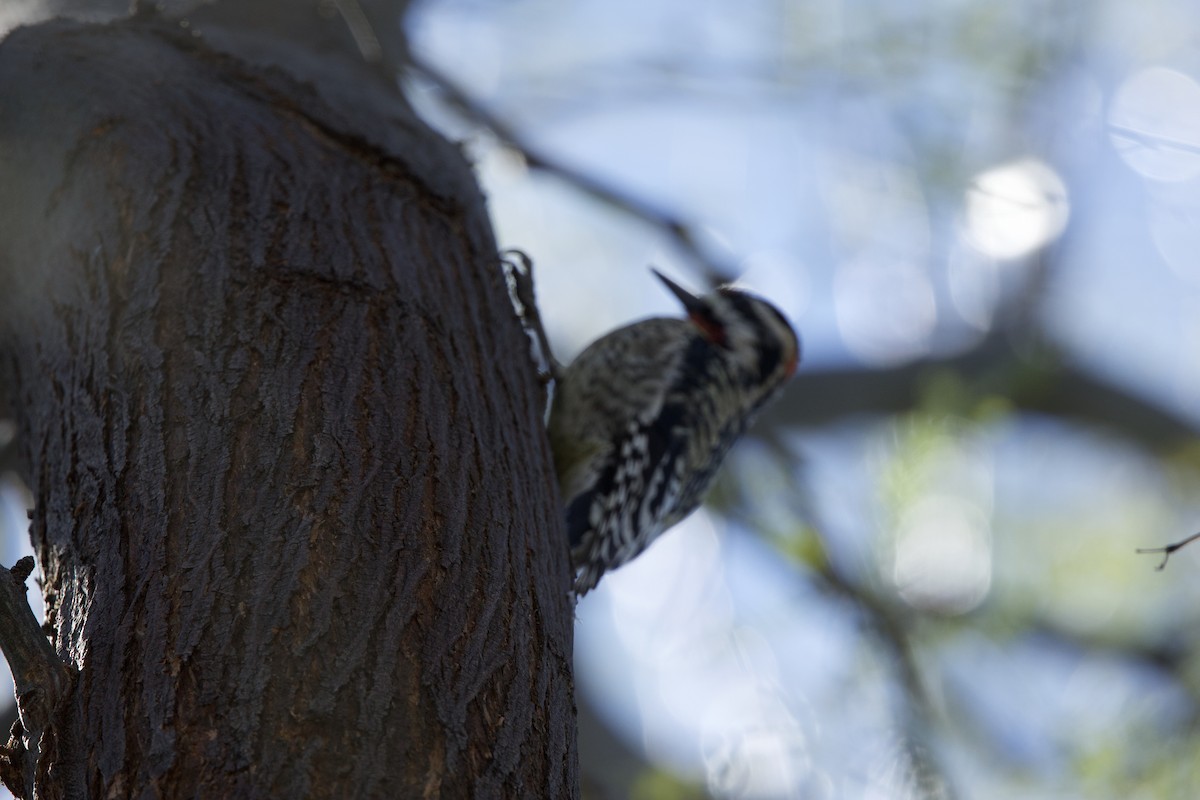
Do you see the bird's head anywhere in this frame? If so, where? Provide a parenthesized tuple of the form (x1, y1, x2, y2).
(652, 269, 800, 389)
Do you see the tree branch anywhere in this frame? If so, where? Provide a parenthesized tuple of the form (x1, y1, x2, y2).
(0, 557, 75, 800)
(758, 333, 1198, 455)
(817, 567, 955, 798)
(406, 54, 734, 287)
(0, 559, 72, 722)
(1137, 532, 1200, 570)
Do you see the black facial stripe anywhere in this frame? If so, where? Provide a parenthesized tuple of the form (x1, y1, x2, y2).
(719, 290, 791, 380)
(756, 339, 785, 382)
(677, 334, 720, 394)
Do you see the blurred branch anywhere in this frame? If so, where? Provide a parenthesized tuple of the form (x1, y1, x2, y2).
(405, 55, 734, 287)
(728, 452, 957, 800)
(937, 613, 1200, 770)
(330, 0, 382, 65)
(1026, 617, 1199, 687)
(183, 0, 411, 80)
(810, 558, 956, 800)
(1109, 123, 1200, 158)
(759, 332, 1198, 455)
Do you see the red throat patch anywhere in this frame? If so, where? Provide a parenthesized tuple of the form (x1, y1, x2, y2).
(689, 311, 727, 347)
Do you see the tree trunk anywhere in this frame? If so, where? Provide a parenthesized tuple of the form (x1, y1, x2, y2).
(0, 11, 576, 799)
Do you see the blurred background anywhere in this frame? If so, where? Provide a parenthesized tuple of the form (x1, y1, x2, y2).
(404, 0, 1200, 797)
(5, 0, 1200, 797)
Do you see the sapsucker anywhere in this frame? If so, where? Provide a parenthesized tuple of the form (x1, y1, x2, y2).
(548, 270, 800, 595)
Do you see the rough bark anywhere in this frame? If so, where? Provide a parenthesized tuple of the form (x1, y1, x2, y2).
(0, 14, 576, 799)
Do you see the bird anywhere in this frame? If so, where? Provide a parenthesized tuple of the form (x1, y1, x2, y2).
(547, 269, 799, 595)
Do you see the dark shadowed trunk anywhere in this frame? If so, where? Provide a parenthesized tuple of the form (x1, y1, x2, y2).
(0, 10, 576, 799)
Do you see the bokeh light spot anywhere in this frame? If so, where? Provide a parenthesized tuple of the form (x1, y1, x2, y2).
(963, 158, 1069, 259)
(892, 495, 992, 614)
(1110, 67, 1200, 182)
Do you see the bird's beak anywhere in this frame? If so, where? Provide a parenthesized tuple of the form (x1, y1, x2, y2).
(651, 269, 704, 315)
(652, 268, 729, 346)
